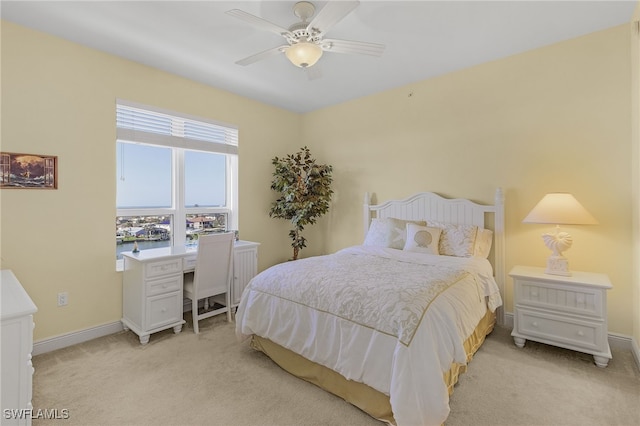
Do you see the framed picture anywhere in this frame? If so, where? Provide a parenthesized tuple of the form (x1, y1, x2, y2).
(0, 152, 58, 189)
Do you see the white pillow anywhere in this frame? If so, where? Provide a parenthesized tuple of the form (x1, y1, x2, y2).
(427, 220, 478, 257)
(403, 223, 442, 255)
(473, 228, 493, 259)
(364, 217, 426, 249)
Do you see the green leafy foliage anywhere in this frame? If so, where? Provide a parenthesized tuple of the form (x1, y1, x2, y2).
(269, 146, 333, 260)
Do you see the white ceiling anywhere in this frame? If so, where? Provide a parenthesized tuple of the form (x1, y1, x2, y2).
(1, 1, 636, 113)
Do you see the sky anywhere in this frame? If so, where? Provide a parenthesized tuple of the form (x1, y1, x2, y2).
(116, 142, 226, 209)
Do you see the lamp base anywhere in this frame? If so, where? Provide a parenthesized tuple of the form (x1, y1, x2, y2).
(545, 255, 572, 277)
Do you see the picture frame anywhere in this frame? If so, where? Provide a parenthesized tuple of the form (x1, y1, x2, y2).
(0, 152, 58, 189)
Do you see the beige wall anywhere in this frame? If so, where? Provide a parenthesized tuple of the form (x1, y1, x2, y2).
(632, 4, 640, 349)
(1, 19, 636, 341)
(303, 24, 634, 335)
(0, 21, 299, 340)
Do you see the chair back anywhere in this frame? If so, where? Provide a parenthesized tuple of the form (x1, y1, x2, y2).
(193, 232, 235, 299)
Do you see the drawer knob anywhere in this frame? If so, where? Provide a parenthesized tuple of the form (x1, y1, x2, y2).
(532, 321, 538, 328)
(577, 330, 585, 337)
(531, 291, 538, 297)
(161, 308, 167, 313)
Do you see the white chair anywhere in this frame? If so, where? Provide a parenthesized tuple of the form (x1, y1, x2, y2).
(183, 232, 234, 334)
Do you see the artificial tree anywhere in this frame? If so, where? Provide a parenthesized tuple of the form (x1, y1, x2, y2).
(269, 146, 333, 260)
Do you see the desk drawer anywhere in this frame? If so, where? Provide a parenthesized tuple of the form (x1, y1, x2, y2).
(144, 258, 183, 279)
(516, 279, 603, 318)
(146, 275, 182, 297)
(146, 291, 182, 330)
(183, 255, 197, 272)
(516, 308, 606, 352)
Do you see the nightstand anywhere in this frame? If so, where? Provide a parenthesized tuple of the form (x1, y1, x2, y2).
(510, 265, 612, 367)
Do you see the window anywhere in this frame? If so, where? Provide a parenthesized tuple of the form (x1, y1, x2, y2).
(116, 101, 238, 266)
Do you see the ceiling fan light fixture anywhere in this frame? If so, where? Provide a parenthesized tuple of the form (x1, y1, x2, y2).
(285, 41, 323, 68)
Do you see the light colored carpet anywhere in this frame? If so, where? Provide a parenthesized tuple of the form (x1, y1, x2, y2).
(32, 316, 640, 426)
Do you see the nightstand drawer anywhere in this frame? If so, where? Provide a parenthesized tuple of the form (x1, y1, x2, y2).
(516, 308, 606, 352)
(146, 275, 182, 297)
(516, 279, 604, 318)
(144, 258, 183, 279)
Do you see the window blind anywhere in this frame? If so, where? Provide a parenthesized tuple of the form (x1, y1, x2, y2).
(116, 102, 238, 154)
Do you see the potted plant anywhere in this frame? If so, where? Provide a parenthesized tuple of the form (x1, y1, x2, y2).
(269, 146, 333, 260)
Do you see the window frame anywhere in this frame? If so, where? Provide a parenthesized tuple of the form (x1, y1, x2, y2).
(116, 100, 238, 270)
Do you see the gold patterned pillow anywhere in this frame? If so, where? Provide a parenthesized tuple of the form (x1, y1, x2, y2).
(426, 220, 478, 257)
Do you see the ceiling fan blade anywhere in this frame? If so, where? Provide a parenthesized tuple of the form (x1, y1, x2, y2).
(235, 45, 288, 66)
(306, 1, 360, 37)
(321, 38, 385, 57)
(226, 9, 292, 38)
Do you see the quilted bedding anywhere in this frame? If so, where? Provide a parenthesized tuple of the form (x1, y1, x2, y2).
(236, 245, 502, 425)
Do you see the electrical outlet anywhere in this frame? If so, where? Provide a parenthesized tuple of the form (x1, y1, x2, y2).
(57, 292, 68, 307)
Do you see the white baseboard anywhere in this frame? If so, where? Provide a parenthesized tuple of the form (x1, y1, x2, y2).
(502, 311, 514, 329)
(607, 331, 634, 350)
(33, 321, 124, 356)
(632, 337, 640, 371)
(34, 301, 194, 356)
(31, 299, 196, 356)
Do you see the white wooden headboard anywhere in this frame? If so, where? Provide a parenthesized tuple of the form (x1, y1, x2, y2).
(363, 188, 505, 325)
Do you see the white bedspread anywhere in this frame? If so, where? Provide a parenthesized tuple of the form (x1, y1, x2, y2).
(235, 246, 502, 426)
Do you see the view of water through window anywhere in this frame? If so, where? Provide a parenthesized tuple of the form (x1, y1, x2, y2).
(116, 213, 227, 260)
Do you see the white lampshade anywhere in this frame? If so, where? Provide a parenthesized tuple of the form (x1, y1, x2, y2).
(523, 193, 597, 277)
(285, 42, 323, 68)
(523, 193, 598, 225)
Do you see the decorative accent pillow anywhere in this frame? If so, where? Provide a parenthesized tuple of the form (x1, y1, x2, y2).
(403, 223, 442, 255)
(426, 220, 478, 257)
(473, 228, 494, 259)
(364, 217, 426, 249)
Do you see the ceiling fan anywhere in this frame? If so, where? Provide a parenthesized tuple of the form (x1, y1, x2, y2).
(226, 0, 385, 70)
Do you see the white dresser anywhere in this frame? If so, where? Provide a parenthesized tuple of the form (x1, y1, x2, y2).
(510, 265, 612, 367)
(122, 241, 259, 344)
(1, 270, 38, 426)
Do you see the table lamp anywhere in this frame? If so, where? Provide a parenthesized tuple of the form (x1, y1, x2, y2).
(523, 193, 598, 276)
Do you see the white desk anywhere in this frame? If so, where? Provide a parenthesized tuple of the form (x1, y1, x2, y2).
(121, 240, 259, 344)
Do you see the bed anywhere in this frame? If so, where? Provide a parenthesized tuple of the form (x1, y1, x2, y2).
(235, 189, 505, 426)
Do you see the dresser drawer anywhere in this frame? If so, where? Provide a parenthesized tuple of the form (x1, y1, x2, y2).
(516, 308, 606, 352)
(144, 258, 183, 279)
(516, 279, 604, 318)
(145, 291, 182, 331)
(146, 275, 182, 297)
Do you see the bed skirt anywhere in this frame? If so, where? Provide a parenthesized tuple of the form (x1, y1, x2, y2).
(250, 309, 496, 425)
